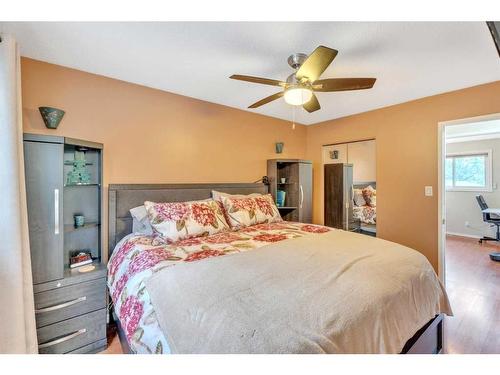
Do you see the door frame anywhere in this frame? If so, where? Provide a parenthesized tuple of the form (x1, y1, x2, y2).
(437, 112, 500, 284)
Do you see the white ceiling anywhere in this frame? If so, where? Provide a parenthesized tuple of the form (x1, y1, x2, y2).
(1, 22, 499, 125)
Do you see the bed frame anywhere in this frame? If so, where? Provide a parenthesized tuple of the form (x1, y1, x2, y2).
(107, 183, 444, 354)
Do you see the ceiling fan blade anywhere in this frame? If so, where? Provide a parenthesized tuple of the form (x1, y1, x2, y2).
(303, 93, 320, 113)
(230, 74, 286, 87)
(295, 46, 338, 83)
(248, 92, 284, 108)
(313, 78, 376, 92)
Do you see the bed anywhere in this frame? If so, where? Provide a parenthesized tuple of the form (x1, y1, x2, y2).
(108, 183, 451, 354)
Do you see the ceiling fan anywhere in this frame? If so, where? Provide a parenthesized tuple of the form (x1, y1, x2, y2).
(230, 45, 376, 113)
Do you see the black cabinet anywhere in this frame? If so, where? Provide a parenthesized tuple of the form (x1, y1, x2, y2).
(23, 134, 106, 354)
(267, 159, 312, 223)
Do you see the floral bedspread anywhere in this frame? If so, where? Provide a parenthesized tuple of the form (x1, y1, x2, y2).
(108, 221, 332, 354)
(353, 205, 376, 224)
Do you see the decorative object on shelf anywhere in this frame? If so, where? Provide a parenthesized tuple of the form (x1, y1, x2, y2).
(69, 250, 93, 268)
(66, 147, 92, 185)
(280, 177, 286, 184)
(276, 190, 286, 207)
(39, 106, 65, 129)
(74, 214, 85, 228)
(78, 264, 96, 273)
(275, 142, 284, 154)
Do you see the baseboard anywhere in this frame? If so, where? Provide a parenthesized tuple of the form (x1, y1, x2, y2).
(446, 231, 481, 239)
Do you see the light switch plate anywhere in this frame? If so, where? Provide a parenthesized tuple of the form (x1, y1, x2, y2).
(425, 186, 433, 196)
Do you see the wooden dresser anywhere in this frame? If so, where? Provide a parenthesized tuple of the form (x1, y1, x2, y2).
(24, 134, 107, 354)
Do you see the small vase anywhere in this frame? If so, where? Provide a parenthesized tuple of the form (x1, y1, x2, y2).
(276, 190, 286, 207)
(74, 215, 85, 228)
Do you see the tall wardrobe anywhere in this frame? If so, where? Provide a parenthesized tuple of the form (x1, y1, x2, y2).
(267, 159, 312, 223)
(324, 163, 356, 230)
(23, 134, 107, 354)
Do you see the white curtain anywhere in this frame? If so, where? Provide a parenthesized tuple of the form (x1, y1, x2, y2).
(0, 34, 38, 353)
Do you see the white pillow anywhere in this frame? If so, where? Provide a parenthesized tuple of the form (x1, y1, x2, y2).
(130, 205, 153, 235)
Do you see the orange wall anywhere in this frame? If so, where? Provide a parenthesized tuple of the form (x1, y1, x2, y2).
(21, 57, 500, 270)
(306, 81, 500, 271)
(21, 58, 307, 258)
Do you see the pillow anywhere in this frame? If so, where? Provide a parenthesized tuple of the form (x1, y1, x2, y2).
(352, 188, 366, 207)
(130, 205, 154, 235)
(211, 190, 262, 202)
(220, 194, 282, 229)
(362, 185, 376, 207)
(144, 199, 230, 243)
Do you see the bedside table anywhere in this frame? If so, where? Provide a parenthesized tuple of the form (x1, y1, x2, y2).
(33, 264, 107, 354)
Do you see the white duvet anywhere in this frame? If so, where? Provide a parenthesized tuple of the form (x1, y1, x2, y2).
(145, 230, 452, 353)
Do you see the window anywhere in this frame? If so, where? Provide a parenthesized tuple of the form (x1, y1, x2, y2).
(445, 150, 492, 191)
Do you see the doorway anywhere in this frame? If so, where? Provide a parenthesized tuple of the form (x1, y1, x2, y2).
(438, 113, 500, 353)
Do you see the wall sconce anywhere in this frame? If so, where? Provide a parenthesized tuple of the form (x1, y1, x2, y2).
(275, 142, 284, 154)
(39, 107, 65, 129)
(329, 150, 339, 159)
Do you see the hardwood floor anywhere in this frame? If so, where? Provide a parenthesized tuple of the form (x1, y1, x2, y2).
(100, 322, 123, 354)
(101, 333, 122, 354)
(100, 235, 500, 354)
(444, 235, 500, 354)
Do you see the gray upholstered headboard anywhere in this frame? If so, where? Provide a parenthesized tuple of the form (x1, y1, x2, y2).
(108, 183, 269, 255)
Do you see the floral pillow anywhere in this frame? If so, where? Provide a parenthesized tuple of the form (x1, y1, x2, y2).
(144, 199, 230, 243)
(362, 185, 376, 207)
(211, 190, 262, 202)
(352, 188, 366, 207)
(220, 194, 282, 229)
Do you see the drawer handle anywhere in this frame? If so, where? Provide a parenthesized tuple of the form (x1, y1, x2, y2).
(35, 296, 87, 314)
(38, 328, 87, 349)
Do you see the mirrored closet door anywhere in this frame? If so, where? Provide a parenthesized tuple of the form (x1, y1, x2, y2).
(323, 139, 377, 236)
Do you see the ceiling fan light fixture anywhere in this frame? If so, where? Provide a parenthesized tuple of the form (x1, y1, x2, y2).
(284, 87, 313, 106)
(231, 45, 375, 113)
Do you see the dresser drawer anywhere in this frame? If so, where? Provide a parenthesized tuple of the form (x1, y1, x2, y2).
(34, 277, 106, 328)
(37, 308, 106, 354)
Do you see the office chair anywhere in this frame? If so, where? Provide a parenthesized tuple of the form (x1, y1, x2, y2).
(475, 195, 500, 262)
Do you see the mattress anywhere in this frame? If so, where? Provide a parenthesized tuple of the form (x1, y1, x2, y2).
(108, 221, 331, 354)
(108, 221, 450, 354)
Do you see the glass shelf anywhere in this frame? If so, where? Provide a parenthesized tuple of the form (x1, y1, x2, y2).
(277, 206, 297, 210)
(64, 183, 100, 187)
(64, 222, 100, 233)
(64, 161, 94, 165)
